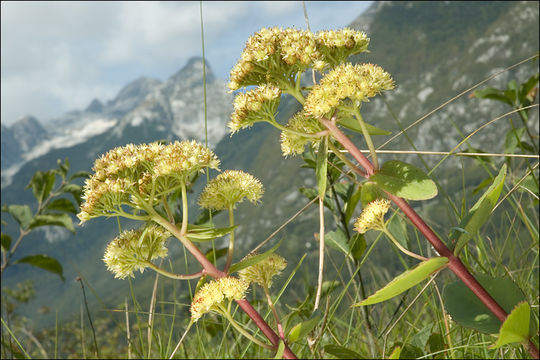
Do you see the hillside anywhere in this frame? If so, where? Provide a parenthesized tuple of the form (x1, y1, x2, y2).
(1, 1, 538, 329)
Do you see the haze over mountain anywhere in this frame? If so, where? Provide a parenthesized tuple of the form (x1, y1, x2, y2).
(1, 1, 538, 328)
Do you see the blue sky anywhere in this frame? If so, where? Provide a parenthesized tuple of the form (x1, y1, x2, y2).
(1, 1, 372, 125)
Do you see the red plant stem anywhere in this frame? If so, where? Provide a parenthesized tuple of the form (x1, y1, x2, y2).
(236, 299, 297, 359)
(321, 117, 540, 358)
(156, 218, 297, 358)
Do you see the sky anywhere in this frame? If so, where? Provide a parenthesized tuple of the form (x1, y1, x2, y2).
(1, 1, 373, 126)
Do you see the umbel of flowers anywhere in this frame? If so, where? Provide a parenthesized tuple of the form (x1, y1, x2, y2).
(227, 27, 395, 158)
(77, 140, 220, 223)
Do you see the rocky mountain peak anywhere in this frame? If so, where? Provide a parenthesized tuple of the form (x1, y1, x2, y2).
(85, 98, 103, 113)
(169, 56, 215, 86)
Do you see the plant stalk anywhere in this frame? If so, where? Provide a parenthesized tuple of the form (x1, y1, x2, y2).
(320, 114, 540, 358)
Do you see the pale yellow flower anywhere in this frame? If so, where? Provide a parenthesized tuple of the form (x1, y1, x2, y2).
(190, 277, 249, 321)
(103, 225, 170, 279)
(199, 170, 263, 211)
(304, 63, 394, 118)
(228, 85, 281, 133)
(238, 253, 287, 289)
(353, 198, 391, 234)
(280, 111, 324, 156)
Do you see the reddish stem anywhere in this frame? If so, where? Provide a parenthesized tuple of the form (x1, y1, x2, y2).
(236, 299, 297, 359)
(321, 116, 540, 358)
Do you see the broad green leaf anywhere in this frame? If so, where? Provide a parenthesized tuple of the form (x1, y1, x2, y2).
(518, 174, 539, 196)
(321, 280, 341, 298)
(325, 229, 353, 260)
(274, 340, 285, 359)
(59, 183, 84, 206)
(205, 247, 228, 262)
(360, 181, 387, 206)
(344, 184, 362, 224)
(410, 325, 432, 349)
(1, 233, 12, 252)
(185, 224, 237, 242)
(350, 233, 366, 260)
(443, 274, 527, 334)
(228, 239, 282, 274)
(491, 301, 531, 348)
(288, 309, 321, 343)
(353, 257, 448, 306)
(29, 214, 75, 233)
(323, 344, 364, 359)
(299, 187, 334, 211)
(14, 254, 64, 281)
(519, 72, 539, 103)
(337, 115, 391, 135)
(388, 346, 401, 359)
(427, 333, 445, 354)
(2, 205, 33, 229)
(316, 138, 328, 199)
(504, 128, 526, 154)
(27, 170, 56, 205)
(370, 161, 438, 200)
(57, 158, 70, 178)
(69, 170, 91, 181)
(453, 164, 506, 254)
(44, 198, 77, 214)
(473, 88, 513, 106)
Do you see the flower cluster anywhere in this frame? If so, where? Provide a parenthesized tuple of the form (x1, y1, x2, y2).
(353, 198, 391, 234)
(103, 225, 170, 279)
(229, 27, 369, 91)
(190, 277, 249, 322)
(304, 63, 395, 118)
(228, 84, 281, 133)
(199, 170, 263, 211)
(280, 111, 325, 156)
(77, 141, 220, 223)
(316, 29, 369, 67)
(238, 253, 287, 289)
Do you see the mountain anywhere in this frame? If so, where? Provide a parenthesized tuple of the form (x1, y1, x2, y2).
(1, 57, 231, 187)
(1, 1, 538, 329)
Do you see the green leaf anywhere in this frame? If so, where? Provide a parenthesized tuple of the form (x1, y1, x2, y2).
(427, 332, 445, 354)
(59, 183, 84, 206)
(344, 184, 362, 224)
(321, 280, 341, 298)
(2, 205, 33, 229)
(350, 233, 366, 260)
(274, 340, 285, 359)
(69, 170, 90, 181)
(370, 160, 438, 200)
(185, 224, 237, 242)
(288, 309, 321, 343)
(473, 88, 513, 106)
(323, 344, 364, 359)
(57, 158, 70, 178)
(453, 164, 506, 254)
(1, 233, 12, 252)
(410, 325, 432, 350)
(205, 247, 228, 262)
(353, 257, 448, 306)
(491, 301, 531, 348)
(504, 128, 526, 154)
(228, 239, 282, 274)
(14, 254, 64, 281)
(360, 182, 387, 206)
(443, 274, 527, 334)
(316, 138, 328, 199)
(29, 214, 75, 233)
(518, 174, 539, 196)
(299, 187, 334, 212)
(388, 346, 401, 359)
(44, 198, 77, 214)
(325, 229, 353, 260)
(27, 170, 56, 205)
(337, 115, 391, 135)
(519, 73, 539, 104)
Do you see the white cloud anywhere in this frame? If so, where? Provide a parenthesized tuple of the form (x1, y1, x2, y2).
(1, 1, 373, 125)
